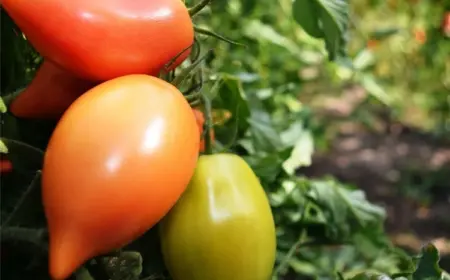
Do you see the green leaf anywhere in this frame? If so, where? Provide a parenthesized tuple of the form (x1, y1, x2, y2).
(125, 227, 167, 277)
(359, 74, 392, 106)
(0, 139, 8, 153)
(306, 179, 386, 243)
(292, 0, 349, 60)
(412, 243, 443, 280)
(292, 0, 323, 38)
(348, 272, 393, 280)
(101, 251, 143, 280)
(243, 148, 292, 184)
(245, 93, 285, 153)
(0, 96, 7, 113)
(213, 74, 251, 138)
(369, 27, 402, 40)
(281, 122, 314, 174)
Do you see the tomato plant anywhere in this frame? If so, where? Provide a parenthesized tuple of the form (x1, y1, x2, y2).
(42, 75, 199, 279)
(1, 0, 449, 280)
(1, 0, 194, 81)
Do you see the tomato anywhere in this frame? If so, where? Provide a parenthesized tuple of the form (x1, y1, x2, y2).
(367, 39, 379, 50)
(160, 153, 277, 280)
(2, 0, 194, 81)
(413, 28, 426, 44)
(192, 109, 215, 152)
(42, 75, 199, 280)
(10, 61, 96, 119)
(442, 12, 450, 37)
(0, 159, 13, 173)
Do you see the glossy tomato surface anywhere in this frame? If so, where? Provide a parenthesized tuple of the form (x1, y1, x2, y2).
(3, 0, 194, 81)
(10, 61, 96, 119)
(42, 75, 199, 280)
(160, 154, 277, 280)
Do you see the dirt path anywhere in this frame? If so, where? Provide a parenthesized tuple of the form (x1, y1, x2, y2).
(300, 122, 450, 268)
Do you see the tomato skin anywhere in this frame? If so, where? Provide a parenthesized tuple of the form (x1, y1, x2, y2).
(42, 75, 199, 280)
(10, 61, 96, 119)
(192, 109, 215, 152)
(443, 12, 450, 37)
(0, 159, 13, 173)
(160, 154, 277, 280)
(2, 0, 194, 81)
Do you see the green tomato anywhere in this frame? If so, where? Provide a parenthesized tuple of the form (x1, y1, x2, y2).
(159, 153, 277, 280)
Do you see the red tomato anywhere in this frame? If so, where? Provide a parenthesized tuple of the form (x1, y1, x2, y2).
(42, 75, 199, 280)
(2, 0, 194, 81)
(193, 109, 215, 152)
(0, 159, 13, 173)
(442, 12, 450, 37)
(10, 61, 97, 119)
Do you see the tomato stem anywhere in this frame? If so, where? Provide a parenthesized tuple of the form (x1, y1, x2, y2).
(194, 26, 246, 47)
(202, 94, 213, 155)
(1, 226, 48, 252)
(171, 49, 212, 88)
(188, 0, 212, 17)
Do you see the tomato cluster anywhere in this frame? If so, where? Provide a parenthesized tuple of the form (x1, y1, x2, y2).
(3, 1, 276, 280)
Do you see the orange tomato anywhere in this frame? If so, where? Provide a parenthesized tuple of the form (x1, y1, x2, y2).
(193, 109, 215, 152)
(42, 75, 199, 280)
(367, 39, 380, 50)
(2, 0, 194, 81)
(10, 61, 97, 119)
(414, 28, 427, 44)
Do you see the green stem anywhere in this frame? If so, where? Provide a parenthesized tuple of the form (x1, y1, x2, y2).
(185, 90, 202, 101)
(1, 226, 48, 252)
(189, 98, 202, 107)
(171, 50, 212, 88)
(160, 43, 194, 75)
(194, 26, 246, 47)
(3, 172, 41, 227)
(188, 0, 212, 17)
(190, 37, 201, 62)
(201, 94, 213, 155)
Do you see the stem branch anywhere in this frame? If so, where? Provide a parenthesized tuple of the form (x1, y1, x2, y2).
(202, 94, 213, 155)
(1, 226, 48, 252)
(188, 0, 212, 17)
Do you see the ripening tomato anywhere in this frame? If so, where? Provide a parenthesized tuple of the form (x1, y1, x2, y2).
(160, 154, 277, 280)
(193, 109, 215, 152)
(414, 28, 427, 44)
(42, 75, 199, 280)
(10, 61, 96, 119)
(2, 0, 194, 81)
(0, 159, 13, 173)
(442, 12, 450, 37)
